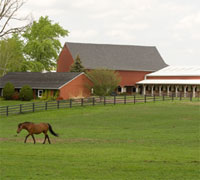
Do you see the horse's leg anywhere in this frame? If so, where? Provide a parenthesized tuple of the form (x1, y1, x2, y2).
(31, 135, 36, 144)
(24, 134, 30, 143)
(43, 134, 47, 144)
(46, 134, 51, 144)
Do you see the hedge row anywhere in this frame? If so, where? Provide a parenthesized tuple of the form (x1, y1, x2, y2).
(3, 82, 33, 101)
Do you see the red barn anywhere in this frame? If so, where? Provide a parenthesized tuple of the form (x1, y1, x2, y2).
(57, 42, 168, 94)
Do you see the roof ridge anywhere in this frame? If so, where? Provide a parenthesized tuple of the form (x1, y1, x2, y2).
(65, 41, 156, 48)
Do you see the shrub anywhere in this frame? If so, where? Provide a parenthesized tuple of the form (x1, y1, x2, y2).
(86, 69, 121, 96)
(19, 85, 33, 101)
(54, 90, 59, 99)
(12, 91, 20, 100)
(41, 90, 48, 100)
(3, 82, 15, 100)
(56, 97, 63, 101)
(41, 90, 59, 100)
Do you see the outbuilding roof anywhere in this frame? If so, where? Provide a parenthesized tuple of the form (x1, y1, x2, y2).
(0, 72, 83, 89)
(65, 42, 168, 71)
(147, 66, 200, 76)
(137, 79, 200, 85)
(137, 66, 200, 85)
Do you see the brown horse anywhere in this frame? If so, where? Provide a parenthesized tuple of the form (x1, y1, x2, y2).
(17, 122, 58, 144)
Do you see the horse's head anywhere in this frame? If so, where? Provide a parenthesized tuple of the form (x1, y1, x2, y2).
(17, 123, 23, 133)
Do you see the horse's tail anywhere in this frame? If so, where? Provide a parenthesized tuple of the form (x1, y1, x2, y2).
(48, 124, 58, 137)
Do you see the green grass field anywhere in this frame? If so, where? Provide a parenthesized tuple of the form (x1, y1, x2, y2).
(0, 101, 199, 180)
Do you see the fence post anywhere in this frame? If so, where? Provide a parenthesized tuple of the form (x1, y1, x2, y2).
(33, 103, 35, 112)
(144, 95, 146, 103)
(190, 93, 192, 101)
(114, 95, 116, 105)
(104, 97, 106, 105)
(153, 95, 155, 102)
(6, 106, 9, 116)
(163, 94, 165, 101)
(180, 93, 182, 101)
(57, 100, 60, 109)
(70, 99, 72, 108)
(45, 102, 48, 110)
(134, 95, 136, 104)
(92, 97, 95, 106)
(20, 104, 22, 114)
(124, 95, 126, 104)
(172, 93, 174, 101)
(81, 98, 83, 106)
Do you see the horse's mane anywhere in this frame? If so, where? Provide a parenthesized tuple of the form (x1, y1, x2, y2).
(18, 122, 33, 127)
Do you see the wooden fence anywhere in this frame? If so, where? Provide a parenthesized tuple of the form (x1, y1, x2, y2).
(0, 94, 199, 116)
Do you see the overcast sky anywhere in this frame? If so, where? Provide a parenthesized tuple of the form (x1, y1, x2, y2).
(20, 0, 200, 66)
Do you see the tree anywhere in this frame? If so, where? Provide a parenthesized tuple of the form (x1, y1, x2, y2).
(19, 85, 33, 101)
(86, 69, 121, 96)
(23, 16, 69, 71)
(20, 60, 44, 72)
(70, 55, 85, 72)
(0, 0, 30, 38)
(3, 82, 15, 100)
(0, 34, 25, 76)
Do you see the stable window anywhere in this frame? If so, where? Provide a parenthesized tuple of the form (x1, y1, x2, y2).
(38, 90, 43, 97)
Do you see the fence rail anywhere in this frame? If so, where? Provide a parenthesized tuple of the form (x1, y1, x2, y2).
(0, 94, 199, 117)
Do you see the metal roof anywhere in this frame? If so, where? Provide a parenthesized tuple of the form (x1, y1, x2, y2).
(137, 79, 200, 85)
(0, 72, 83, 89)
(66, 42, 168, 71)
(147, 66, 200, 76)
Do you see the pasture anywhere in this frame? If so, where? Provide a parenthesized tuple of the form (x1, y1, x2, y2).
(0, 101, 200, 180)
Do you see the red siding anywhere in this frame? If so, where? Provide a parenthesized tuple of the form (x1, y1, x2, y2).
(117, 70, 152, 86)
(57, 45, 74, 72)
(59, 74, 92, 100)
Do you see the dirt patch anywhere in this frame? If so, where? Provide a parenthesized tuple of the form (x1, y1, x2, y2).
(0, 137, 134, 144)
(0, 137, 48, 143)
(60, 138, 134, 144)
(0, 137, 11, 142)
(181, 101, 200, 106)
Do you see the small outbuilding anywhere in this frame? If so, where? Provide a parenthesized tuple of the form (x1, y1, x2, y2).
(0, 72, 91, 100)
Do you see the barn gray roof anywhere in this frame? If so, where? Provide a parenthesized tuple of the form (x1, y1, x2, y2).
(66, 42, 168, 71)
(0, 72, 83, 89)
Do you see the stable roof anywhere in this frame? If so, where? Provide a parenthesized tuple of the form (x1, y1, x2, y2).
(137, 79, 200, 85)
(0, 72, 83, 89)
(147, 66, 200, 76)
(65, 42, 168, 71)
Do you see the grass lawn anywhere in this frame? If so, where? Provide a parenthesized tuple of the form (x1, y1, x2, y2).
(0, 101, 199, 180)
(0, 98, 42, 106)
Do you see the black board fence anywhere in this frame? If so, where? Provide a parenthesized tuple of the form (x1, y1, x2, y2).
(0, 94, 199, 117)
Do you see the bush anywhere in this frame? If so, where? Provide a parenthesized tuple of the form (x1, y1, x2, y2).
(3, 82, 15, 100)
(56, 97, 63, 101)
(86, 69, 121, 96)
(40, 90, 48, 100)
(41, 90, 59, 100)
(12, 92, 20, 100)
(19, 85, 33, 101)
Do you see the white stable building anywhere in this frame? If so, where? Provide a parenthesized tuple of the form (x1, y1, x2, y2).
(137, 66, 200, 97)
